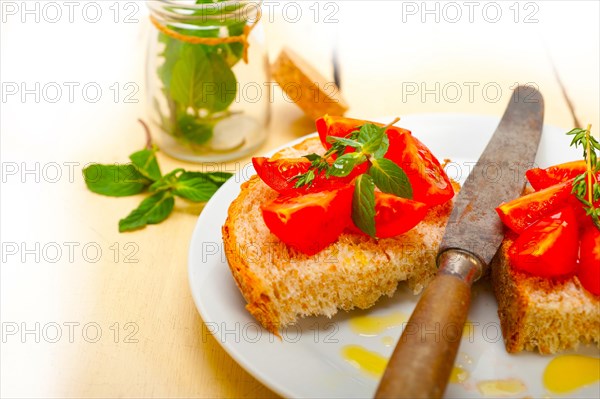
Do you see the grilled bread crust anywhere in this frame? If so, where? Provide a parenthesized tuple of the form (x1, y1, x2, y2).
(492, 235, 600, 354)
(222, 137, 454, 334)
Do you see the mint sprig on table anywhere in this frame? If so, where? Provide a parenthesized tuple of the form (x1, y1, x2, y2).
(294, 119, 413, 237)
(568, 125, 600, 228)
(83, 120, 232, 232)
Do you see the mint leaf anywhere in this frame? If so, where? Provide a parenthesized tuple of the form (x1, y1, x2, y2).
(327, 136, 362, 149)
(170, 45, 212, 110)
(85, 127, 230, 232)
(328, 153, 367, 177)
(129, 147, 162, 181)
(177, 114, 213, 145)
(206, 51, 237, 112)
(372, 134, 390, 159)
(170, 45, 237, 114)
(352, 174, 376, 237)
(156, 1, 246, 149)
(360, 124, 387, 154)
(369, 158, 413, 199)
(119, 191, 175, 232)
(149, 169, 183, 192)
(172, 172, 220, 201)
(148, 169, 231, 196)
(83, 164, 149, 197)
(357, 124, 382, 144)
(203, 171, 233, 187)
(157, 33, 184, 91)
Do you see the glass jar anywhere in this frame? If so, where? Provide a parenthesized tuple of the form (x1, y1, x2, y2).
(146, 0, 269, 162)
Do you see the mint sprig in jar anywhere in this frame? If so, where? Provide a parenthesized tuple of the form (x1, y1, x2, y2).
(146, 1, 269, 162)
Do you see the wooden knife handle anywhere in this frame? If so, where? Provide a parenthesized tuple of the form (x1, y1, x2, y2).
(375, 250, 480, 399)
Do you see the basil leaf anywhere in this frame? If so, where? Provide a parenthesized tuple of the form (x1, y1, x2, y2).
(369, 158, 413, 199)
(83, 164, 149, 197)
(172, 172, 220, 202)
(328, 153, 366, 177)
(352, 174, 376, 237)
(119, 191, 175, 232)
(129, 147, 162, 181)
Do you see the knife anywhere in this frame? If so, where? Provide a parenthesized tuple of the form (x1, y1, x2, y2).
(375, 85, 544, 399)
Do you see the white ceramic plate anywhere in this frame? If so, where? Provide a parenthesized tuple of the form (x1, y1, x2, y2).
(188, 114, 600, 398)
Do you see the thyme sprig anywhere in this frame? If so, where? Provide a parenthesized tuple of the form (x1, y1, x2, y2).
(567, 125, 600, 229)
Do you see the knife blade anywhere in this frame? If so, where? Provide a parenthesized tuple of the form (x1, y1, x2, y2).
(375, 85, 544, 399)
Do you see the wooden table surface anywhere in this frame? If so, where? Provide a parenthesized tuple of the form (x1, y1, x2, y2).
(1, 1, 598, 397)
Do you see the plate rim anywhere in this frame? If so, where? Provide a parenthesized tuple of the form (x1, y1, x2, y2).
(187, 113, 583, 398)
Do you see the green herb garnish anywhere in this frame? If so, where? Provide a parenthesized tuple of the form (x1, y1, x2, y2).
(155, 0, 247, 148)
(352, 174, 377, 237)
(294, 118, 412, 237)
(567, 124, 600, 229)
(84, 120, 232, 232)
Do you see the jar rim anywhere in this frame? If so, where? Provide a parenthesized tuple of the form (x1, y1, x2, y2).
(147, 0, 262, 25)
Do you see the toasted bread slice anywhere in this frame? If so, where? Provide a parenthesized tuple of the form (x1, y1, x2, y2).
(222, 137, 455, 334)
(492, 235, 600, 354)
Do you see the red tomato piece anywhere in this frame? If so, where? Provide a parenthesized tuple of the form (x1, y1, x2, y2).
(508, 207, 579, 277)
(577, 226, 600, 296)
(496, 180, 575, 233)
(386, 133, 454, 206)
(315, 115, 411, 150)
(347, 192, 429, 238)
(497, 175, 598, 233)
(261, 186, 353, 255)
(526, 160, 587, 190)
(316, 115, 454, 206)
(252, 157, 366, 194)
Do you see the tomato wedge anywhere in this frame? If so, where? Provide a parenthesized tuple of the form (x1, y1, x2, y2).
(316, 115, 411, 150)
(346, 193, 428, 238)
(261, 185, 353, 255)
(526, 160, 587, 190)
(316, 115, 454, 206)
(577, 226, 600, 296)
(387, 133, 454, 206)
(253, 157, 367, 194)
(496, 180, 575, 233)
(508, 207, 579, 277)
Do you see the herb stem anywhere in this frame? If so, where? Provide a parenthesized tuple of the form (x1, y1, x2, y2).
(138, 119, 153, 150)
(585, 124, 593, 204)
(382, 117, 401, 131)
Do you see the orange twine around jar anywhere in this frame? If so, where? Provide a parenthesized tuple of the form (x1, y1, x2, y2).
(149, 7, 261, 64)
